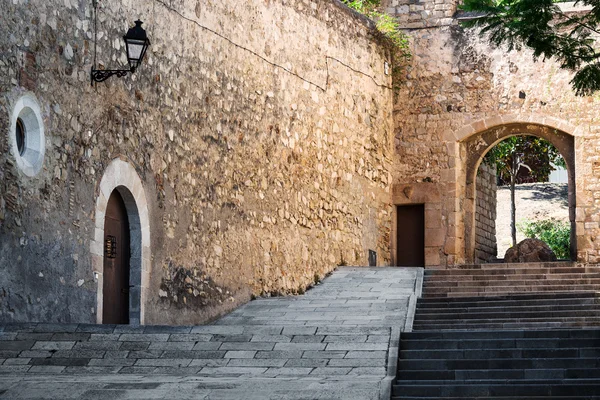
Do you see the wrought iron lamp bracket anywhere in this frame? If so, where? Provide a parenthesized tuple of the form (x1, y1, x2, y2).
(90, 68, 132, 85)
(90, 0, 149, 86)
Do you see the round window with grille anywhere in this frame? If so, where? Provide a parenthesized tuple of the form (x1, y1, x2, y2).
(9, 94, 45, 177)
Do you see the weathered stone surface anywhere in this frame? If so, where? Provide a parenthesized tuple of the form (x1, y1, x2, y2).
(390, 2, 586, 266)
(475, 163, 498, 262)
(0, 268, 417, 399)
(2, 0, 599, 329)
(504, 238, 558, 263)
(0, 0, 393, 325)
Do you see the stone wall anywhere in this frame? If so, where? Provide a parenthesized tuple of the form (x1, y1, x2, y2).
(391, 1, 591, 266)
(475, 163, 497, 263)
(0, 0, 393, 324)
(382, 0, 458, 28)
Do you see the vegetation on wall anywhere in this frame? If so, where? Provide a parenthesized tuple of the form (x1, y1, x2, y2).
(460, 0, 600, 95)
(518, 219, 571, 259)
(341, 0, 411, 59)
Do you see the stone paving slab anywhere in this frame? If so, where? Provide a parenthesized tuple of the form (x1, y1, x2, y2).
(0, 267, 421, 399)
(0, 374, 384, 399)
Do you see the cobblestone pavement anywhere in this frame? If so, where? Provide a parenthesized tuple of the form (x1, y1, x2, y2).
(0, 267, 420, 399)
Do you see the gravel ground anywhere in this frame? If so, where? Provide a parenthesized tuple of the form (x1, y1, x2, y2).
(495, 183, 569, 258)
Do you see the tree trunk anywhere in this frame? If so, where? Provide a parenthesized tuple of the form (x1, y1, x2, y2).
(510, 158, 517, 247)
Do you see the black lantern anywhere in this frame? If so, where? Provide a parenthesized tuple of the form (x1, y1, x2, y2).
(123, 20, 150, 72)
(91, 20, 151, 85)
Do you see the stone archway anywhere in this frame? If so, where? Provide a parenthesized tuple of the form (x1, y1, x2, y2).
(457, 117, 577, 263)
(90, 158, 150, 325)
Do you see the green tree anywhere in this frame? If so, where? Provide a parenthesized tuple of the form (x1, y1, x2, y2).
(460, 0, 600, 95)
(484, 135, 565, 247)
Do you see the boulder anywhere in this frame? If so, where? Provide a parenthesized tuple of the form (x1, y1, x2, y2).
(504, 238, 557, 263)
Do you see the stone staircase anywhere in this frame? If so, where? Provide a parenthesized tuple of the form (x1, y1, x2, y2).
(422, 262, 600, 298)
(393, 262, 600, 399)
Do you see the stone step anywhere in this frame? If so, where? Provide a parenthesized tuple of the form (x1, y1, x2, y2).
(429, 262, 577, 269)
(423, 283, 600, 291)
(425, 267, 600, 276)
(395, 379, 600, 385)
(411, 320, 600, 331)
(417, 300, 600, 313)
(415, 313, 600, 326)
(398, 357, 600, 371)
(414, 309, 600, 321)
(392, 383, 600, 398)
(422, 289, 600, 298)
(393, 397, 595, 400)
(417, 292, 600, 306)
(400, 348, 600, 360)
(401, 338, 600, 350)
(397, 368, 600, 380)
(424, 273, 600, 282)
(401, 329, 600, 340)
(423, 278, 600, 287)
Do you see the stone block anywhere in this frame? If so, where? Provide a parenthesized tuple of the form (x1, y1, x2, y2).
(192, 342, 222, 351)
(219, 342, 275, 351)
(344, 351, 386, 359)
(31, 341, 75, 351)
(224, 350, 257, 359)
(168, 334, 213, 342)
(119, 334, 169, 342)
(148, 342, 195, 351)
(88, 358, 136, 367)
(281, 327, 317, 336)
(134, 359, 192, 367)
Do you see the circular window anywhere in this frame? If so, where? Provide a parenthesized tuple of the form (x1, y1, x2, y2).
(9, 94, 45, 177)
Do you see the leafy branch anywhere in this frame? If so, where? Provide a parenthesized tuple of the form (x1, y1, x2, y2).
(460, 0, 600, 95)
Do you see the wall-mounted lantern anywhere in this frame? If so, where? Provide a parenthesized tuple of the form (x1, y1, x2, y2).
(90, 20, 151, 85)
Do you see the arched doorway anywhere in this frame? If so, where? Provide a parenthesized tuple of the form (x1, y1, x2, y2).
(91, 158, 150, 325)
(460, 122, 576, 263)
(103, 190, 131, 324)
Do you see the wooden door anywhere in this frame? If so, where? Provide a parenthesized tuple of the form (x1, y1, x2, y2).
(103, 191, 130, 324)
(396, 205, 425, 267)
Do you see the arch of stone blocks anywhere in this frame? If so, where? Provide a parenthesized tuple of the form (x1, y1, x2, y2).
(456, 115, 578, 263)
(90, 158, 150, 325)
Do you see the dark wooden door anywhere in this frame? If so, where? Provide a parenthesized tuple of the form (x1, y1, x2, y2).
(396, 205, 425, 266)
(103, 191, 130, 324)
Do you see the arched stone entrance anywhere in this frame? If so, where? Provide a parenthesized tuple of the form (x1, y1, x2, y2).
(457, 116, 578, 263)
(91, 158, 150, 325)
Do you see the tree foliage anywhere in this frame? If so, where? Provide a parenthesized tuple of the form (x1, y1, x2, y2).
(460, 0, 600, 95)
(484, 135, 565, 246)
(484, 136, 565, 184)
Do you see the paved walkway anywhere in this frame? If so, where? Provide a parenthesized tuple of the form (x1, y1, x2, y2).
(0, 267, 421, 399)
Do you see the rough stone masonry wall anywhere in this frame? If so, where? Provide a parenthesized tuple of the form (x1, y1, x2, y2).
(475, 163, 497, 263)
(0, 0, 393, 324)
(383, 0, 457, 28)
(391, 1, 598, 266)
